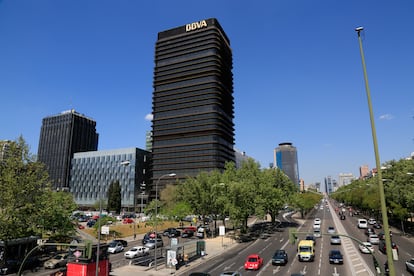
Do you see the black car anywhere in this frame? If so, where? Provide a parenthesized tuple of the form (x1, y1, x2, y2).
(305, 235, 316, 245)
(340, 214, 346, 220)
(329, 250, 343, 264)
(272, 249, 288, 265)
(112, 239, 128, 247)
(365, 228, 375, 236)
(163, 228, 181, 237)
(142, 232, 162, 245)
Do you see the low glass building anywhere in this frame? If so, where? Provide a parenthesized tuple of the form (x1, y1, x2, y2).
(70, 148, 151, 210)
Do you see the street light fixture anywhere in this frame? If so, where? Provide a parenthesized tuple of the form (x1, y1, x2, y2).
(95, 160, 130, 276)
(355, 26, 395, 276)
(154, 173, 176, 270)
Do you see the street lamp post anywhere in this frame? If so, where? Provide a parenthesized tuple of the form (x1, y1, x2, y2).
(154, 173, 176, 270)
(95, 160, 130, 276)
(355, 26, 395, 276)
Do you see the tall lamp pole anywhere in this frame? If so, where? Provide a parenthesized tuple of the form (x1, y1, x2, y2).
(355, 26, 395, 276)
(154, 173, 176, 270)
(95, 160, 130, 276)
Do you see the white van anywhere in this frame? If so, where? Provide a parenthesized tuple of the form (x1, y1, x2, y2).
(358, 219, 368, 229)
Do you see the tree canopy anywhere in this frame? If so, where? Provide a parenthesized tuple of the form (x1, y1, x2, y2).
(0, 137, 77, 241)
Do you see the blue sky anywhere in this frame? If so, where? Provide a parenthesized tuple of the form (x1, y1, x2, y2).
(1, 1, 413, 185)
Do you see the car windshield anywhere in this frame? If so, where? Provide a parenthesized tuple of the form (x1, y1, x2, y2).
(248, 257, 258, 262)
(109, 242, 117, 247)
(299, 246, 311, 252)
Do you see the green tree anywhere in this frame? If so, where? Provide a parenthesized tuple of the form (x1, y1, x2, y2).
(0, 137, 77, 240)
(107, 180, 121, 214)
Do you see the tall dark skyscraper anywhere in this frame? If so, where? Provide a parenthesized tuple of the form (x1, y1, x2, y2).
(38, 109, 98, 190)
(152, 18, 235, 193)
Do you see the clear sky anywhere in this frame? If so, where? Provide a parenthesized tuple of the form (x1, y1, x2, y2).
(1, 1, 413, 185)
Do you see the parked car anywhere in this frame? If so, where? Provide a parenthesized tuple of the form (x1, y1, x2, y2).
(359, 242, 374, 254)
(368, 234, 379, 245)
(189, 273, 211, 276)
(122, 218, 133, 224)
(144, 238, 163, 249)
(330, 235, 341, 245)
(163, 228, 181, 237)
(124, 246, 149, 258)
(86, 219, 96, 227)
(272, 249, 288, 265)
(181, 229, 194, 238)
(329, 250, 343, 264)
(405, 258, 414, 273)
(196, 226, 211, 239)
(244, 254, 263, 270)
(44, 254, 68, 269)
(107, 242, 124, 254)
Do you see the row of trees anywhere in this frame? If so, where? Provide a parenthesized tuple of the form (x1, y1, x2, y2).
(331, 158, 414, 233)
(0, 137, 77, 241)
(146, 159, 321, 232)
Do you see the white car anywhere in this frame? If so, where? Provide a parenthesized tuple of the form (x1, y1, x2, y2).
(368, 234, 379, 245)
(368, 218, 376, 225)
(327, 226, 335, 234)
(124, 246, 149, 258)
(107, 242, 124, 254)
(314, 218, 321, 224)
(359, 242, 374, 254)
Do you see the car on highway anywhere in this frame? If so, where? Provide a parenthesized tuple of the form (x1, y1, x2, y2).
(327, 226, 335, 234)
(142, 232, 162, 245)
(368, 234, 379, 245)
(144, 237, 164, 249)
(365, 227, 375, 236)
(43, 253, 68, 269)
(314, 218, 321, 224)
(271, 249, 288, 265)
(219, 272, 242, 276)
(244, 254, 263, 270)
(358, 219, 368, 229)
(359, 242, 374, 254)
(379, 239, 398, 254)
(107, 241, 124, 254)
(305, 235, 316, 245)
(405, 258, 414, 273)
(113, 239, 128, 247)
(329, 250, 343, 264)
(330, 235, 341, 245)
(124, 246, 149, 258)
(368, 218, 376, 225)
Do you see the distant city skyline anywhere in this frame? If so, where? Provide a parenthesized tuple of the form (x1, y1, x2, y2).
(1, 1, 413, 185)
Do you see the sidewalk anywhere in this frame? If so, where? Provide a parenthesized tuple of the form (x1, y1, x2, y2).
(111, 236, 237, 276)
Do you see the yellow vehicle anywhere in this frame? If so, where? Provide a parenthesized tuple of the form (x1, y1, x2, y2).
(297, 240, 315, 262)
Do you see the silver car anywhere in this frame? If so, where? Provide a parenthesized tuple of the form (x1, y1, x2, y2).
(406, 258, 414, 273)
(220, 272, 242, 276)
(330, 235, 341, 245)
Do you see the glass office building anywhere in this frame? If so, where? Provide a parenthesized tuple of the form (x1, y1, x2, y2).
(274, 142, 300, 188)
(70, 148, 151, 210)
(152, 18, 235, 196)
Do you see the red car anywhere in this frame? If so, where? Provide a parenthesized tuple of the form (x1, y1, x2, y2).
(122, 218, 133, 224)
(244, 254, 263, 270)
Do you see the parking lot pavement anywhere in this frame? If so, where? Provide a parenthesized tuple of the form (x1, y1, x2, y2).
(111, 235, 237, 276)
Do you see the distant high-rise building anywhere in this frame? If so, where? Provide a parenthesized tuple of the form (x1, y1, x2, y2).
(145, 130, 152, 152)
(38, 109, 98, 190)
(338, 173, 355, 186)
(274, 142, 300, 187)
(324, 176, 337, 193)
(151, 18, 235, 197)
(359, 165, 369, 179)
